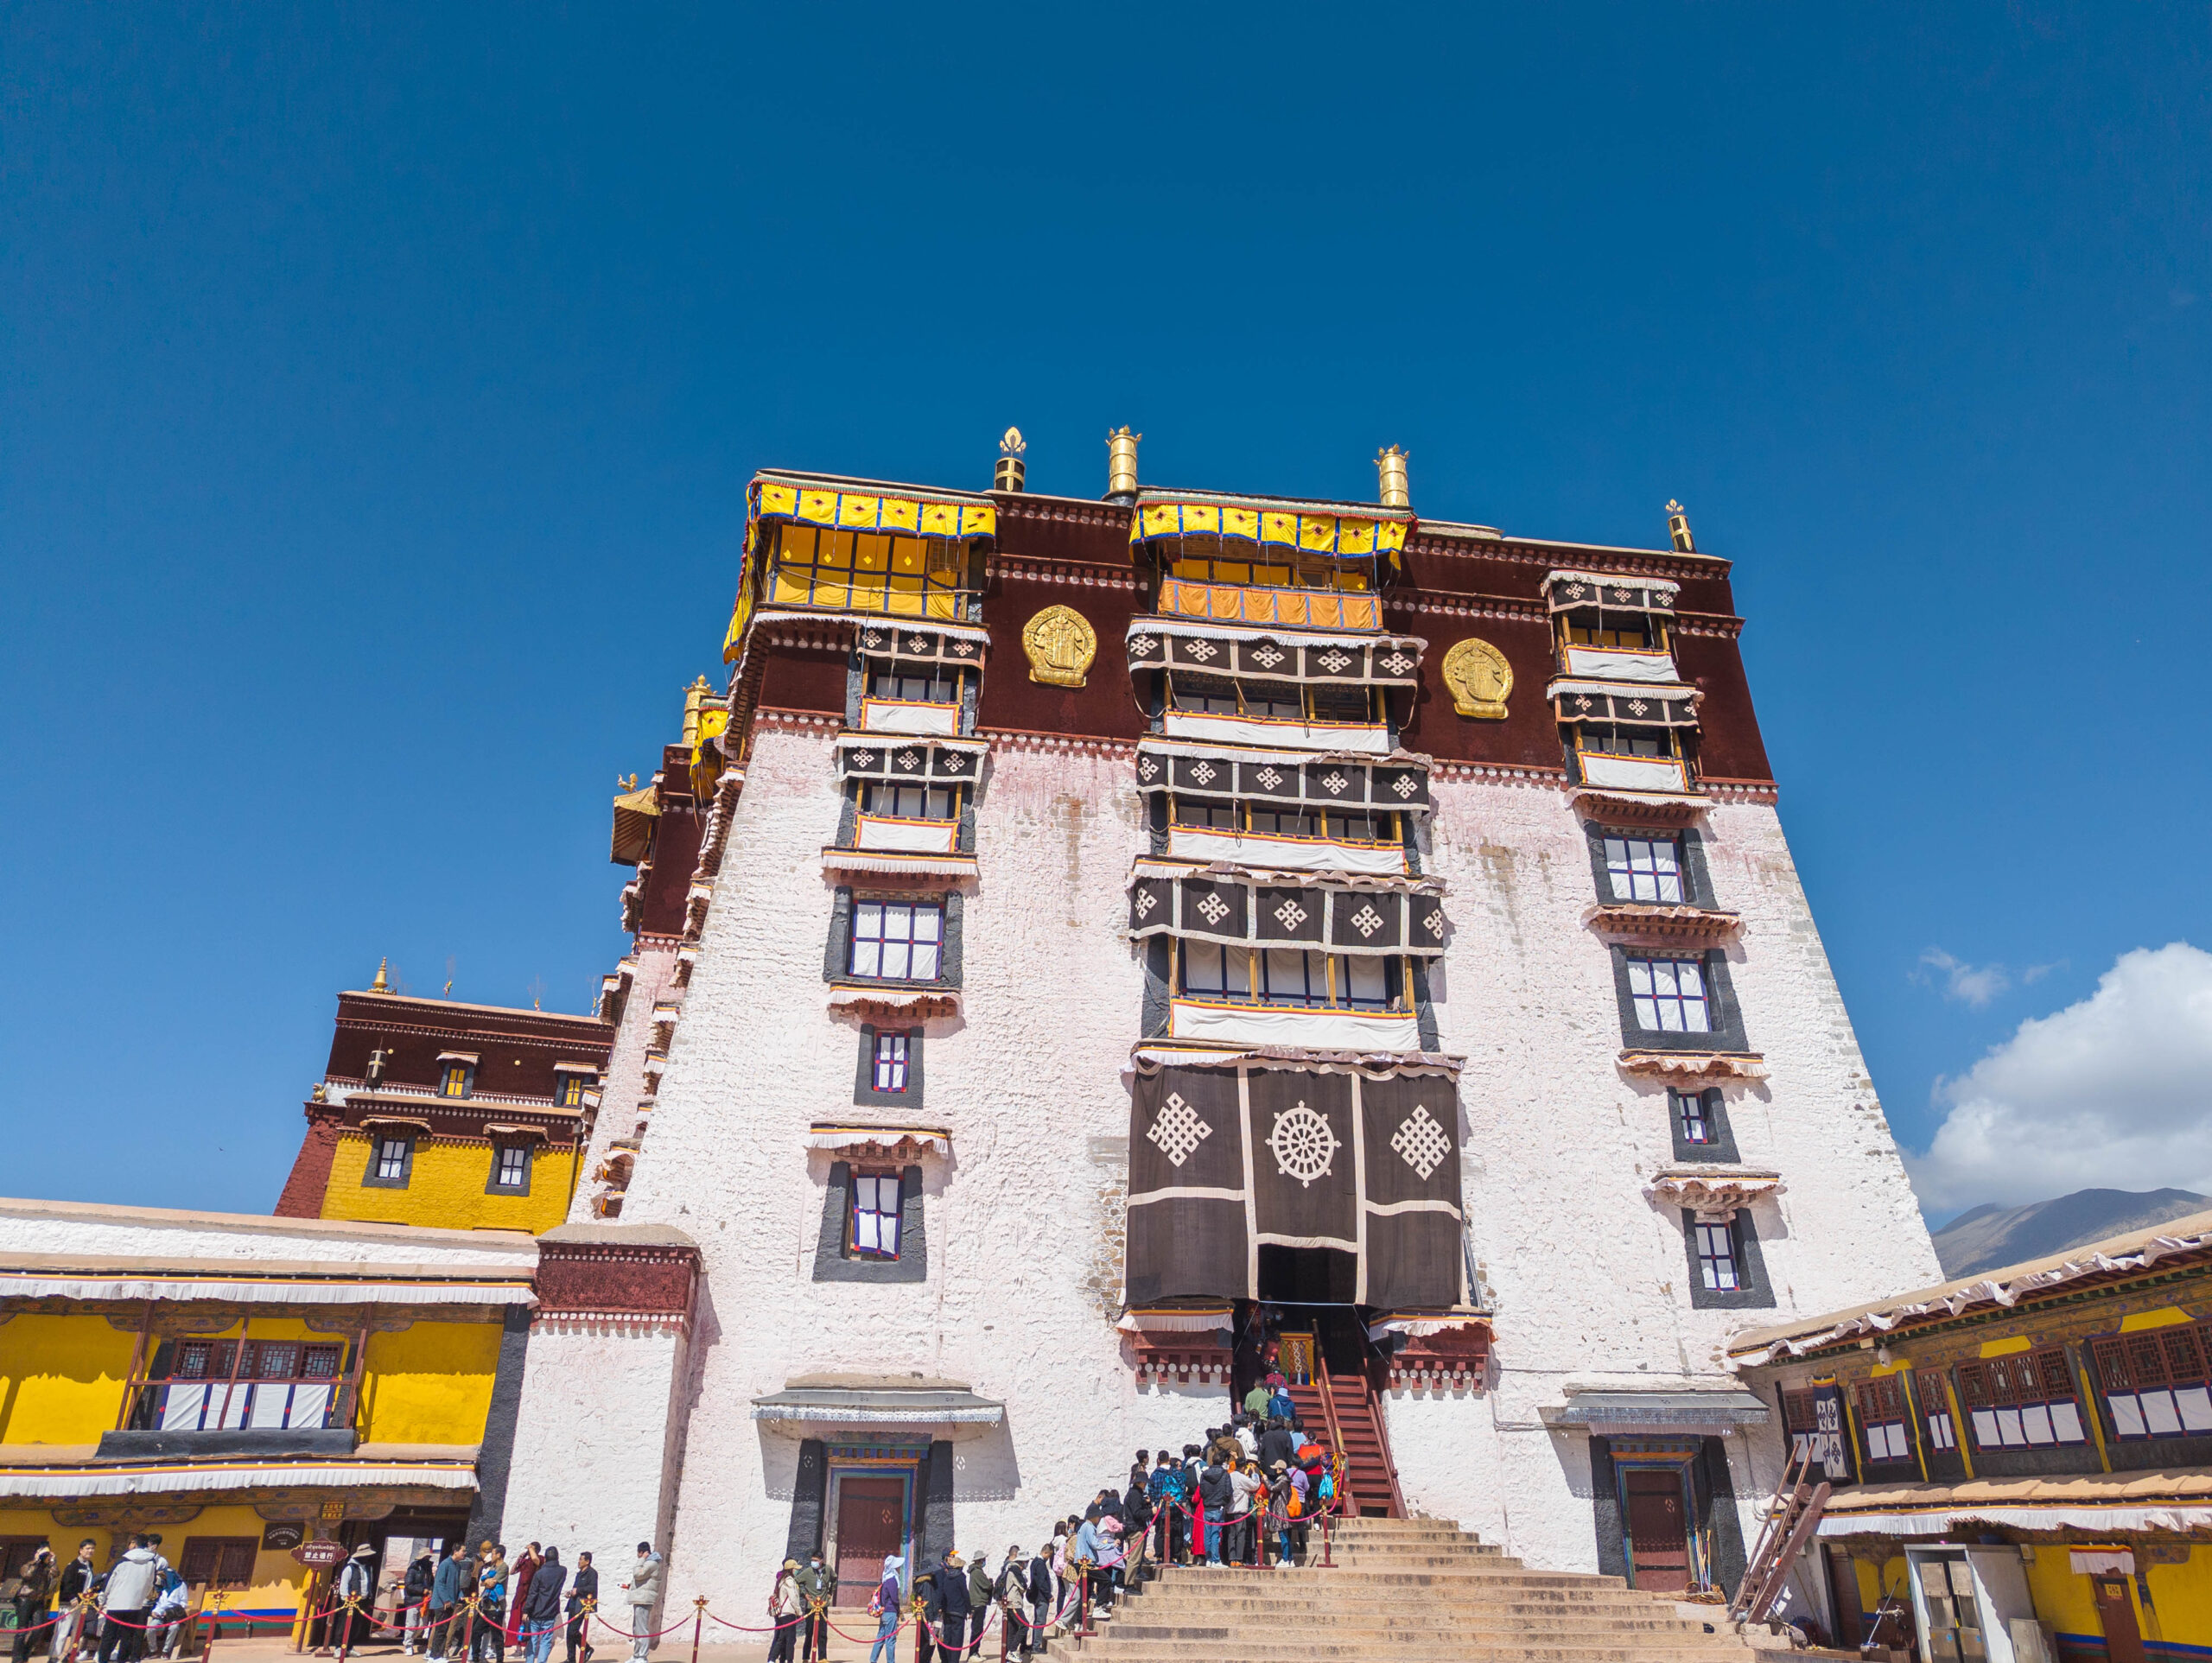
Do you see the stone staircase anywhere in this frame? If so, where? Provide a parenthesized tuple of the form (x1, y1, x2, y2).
(1073, 1517, 1757, 1663)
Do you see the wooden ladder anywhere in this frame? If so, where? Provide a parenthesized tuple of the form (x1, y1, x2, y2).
(1728, 1441, 1830, 1623)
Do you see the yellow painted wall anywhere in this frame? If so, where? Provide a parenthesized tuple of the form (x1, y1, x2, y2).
(0, 1315, 136, 1444)
(2145, 1546, 2212, 1650)
(2021, 1544, 2212, 1650)
(0, 1503, 310, 1618)
(357, 1321, 502, 1445)
(321, 1133, 577, 1233)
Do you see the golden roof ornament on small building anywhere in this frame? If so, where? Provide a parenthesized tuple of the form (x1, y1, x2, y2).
(368, 957, 392, 994)
(1441, 638, 1512, 720)
(1105, 428, 1141, 503)
(994, 428, 1027, 493)
(1376, 446, 1410, 509)
(1022, 604, 1097, 688)
(1667, 500, 1696, 554)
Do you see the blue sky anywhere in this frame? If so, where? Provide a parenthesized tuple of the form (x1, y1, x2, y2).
(3, 5, 2207, 1221)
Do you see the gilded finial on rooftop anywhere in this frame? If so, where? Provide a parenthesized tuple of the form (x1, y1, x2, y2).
(1666, 500, 1696, 554)
(995, 427, 1027, 493)
(1105, 428, 1141, 504)
(1376, 446, 1410, 510)
(369, 957, 391, 994)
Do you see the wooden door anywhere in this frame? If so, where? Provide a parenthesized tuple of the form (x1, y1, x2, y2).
(2093, 1577, 2146, 1663)
(833, 1478, 906, 1608)
(1623, 1469, 1691, 1593)
(1824, 1546, 1865, 1650)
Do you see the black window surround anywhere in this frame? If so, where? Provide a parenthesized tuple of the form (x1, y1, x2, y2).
(855, 1025, 925, 1108)
(813, 1160, 927, 1285)
(1669, 1087, 1741, 1163)
(486, 1141, 533, 1196)
(1609, 947, 1751, 1052)
(823, 887, 964, 990)
(1581, 822, 1717, 909)
(1681, 1209, 1775, 1311)
(360, 1131, 416, 1190)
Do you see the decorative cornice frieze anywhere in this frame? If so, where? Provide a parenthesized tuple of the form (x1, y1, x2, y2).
(1581, 902, 1744, 947)
(992, 495, 1132, 532)
(985, 554, 1141, 591)
(1618, 1049, 1769, 1083)
(1427, 759, 1571, 786)
(977, 727, 1141, 760)
(1383, 594, 1548, 625)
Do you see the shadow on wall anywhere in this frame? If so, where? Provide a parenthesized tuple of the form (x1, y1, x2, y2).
(950, 1418, 1022, 1506)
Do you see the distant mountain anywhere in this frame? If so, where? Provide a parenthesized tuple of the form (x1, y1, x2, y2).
(1932, 1188, 2212, 1279)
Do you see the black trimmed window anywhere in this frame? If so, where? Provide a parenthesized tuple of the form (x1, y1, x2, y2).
(1694, 1218, 1739, 1290)
(1954, 1350, 2088, 1449)
(813, 1160, 927, 1285)
(873, 1032, 911, 1092)
(1675, 1088, 1716, 1147)
(1179, 942, 1396, 1011)
(1681, 1210, 1773, 1310)
(849, 1171, 904, 1259)
(1852, 1376, 1915, 1466)
(868, 669, 957, 704)
(1577, 722, 1675, 759)
(1914, 1368, 1959, 1452)
(1173, 796, 1238, 828)
(556, 1071, 595, 1108)
(1630, 955, 1710, 1032)
(863, 783, 955, 820)
(440, 1063, 474, 1099)
(364, 1133, 415, 1189)
(854, 1025, 924, 1108)
(2088, 1326, 2212, 1441)
(488, 1143, 531, 1194)
(851, 900, 944, 981)
(1602, 834, 1686, 903)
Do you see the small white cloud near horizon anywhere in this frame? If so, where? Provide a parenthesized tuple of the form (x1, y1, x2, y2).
(1918, 947, 2011, 1008)
(1905, 943, 2212, 1214)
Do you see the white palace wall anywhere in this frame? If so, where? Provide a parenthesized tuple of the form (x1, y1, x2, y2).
(516, 717, 1937, 1600)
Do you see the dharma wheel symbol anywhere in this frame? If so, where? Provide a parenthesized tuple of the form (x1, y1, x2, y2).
(1268, 1101, 1340, 1188)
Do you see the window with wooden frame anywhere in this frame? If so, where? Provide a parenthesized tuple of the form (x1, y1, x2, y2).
(1177, 941, 1398, 1012)
(1913, 1368, 1960, 1452)
(1165, 543, 1372, 593)
(1672, 1088, 1719, 1147)
(178, 1537, 260, 1590)
(1165, 671, 1375, 726)
(1693, 1217, 1741, 1291)
(849, 900, 944, 982)
(848, 1171, 903, 1260)
(1173, 795, 1241, 829)
(1953, 1349, 2087, 1449)
(1602, 834, 1687, 903)
(866, 669, 959, 705)
(439, 1062, 473, 1098)
(556, 1070, 595, 1108)
(1628, 956, 1711, 1033)
(363, 1130, 416, 1189)
(1852, 1375, 1915, 1464)
(150, 1339, 345, 1433)
(1575, 722, 1676, 760)
(768, 524, 969, 619)
(1170, 796, 1399, 845)
(870, 1031, 912, 1094)
(2088, 1324, 2212, 1440)
(1779, 1387, 1820, 1465)
(862, 783, 957, 821)
(489, 1144, 531, 1193)
(1562, 614, 1664, 651)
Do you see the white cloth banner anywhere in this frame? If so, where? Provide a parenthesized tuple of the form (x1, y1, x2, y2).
(1579, 754, 1690, 792)
(1167, 999, 1420, 1052)
(1163, 710, 1393, 754)
(1562, 646, 1680, 683)
(1166, 827, 1406, 875)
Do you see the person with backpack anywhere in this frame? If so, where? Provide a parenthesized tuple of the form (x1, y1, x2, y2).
(403, 1548, 436, 1656)
(1145, 1453, 1188, 1566)
(428, 1544, 463, 1663)
(904, 1565, 939, 1663)
(1023, 1546, 1052, 1658)
(1195, 1456, 1231, 1567)
(865, 1556, 903, 1663)
(519, 1546, 563, 1663)
(474, 1545, 509, 1663)
(934, 1553, 968, 1661)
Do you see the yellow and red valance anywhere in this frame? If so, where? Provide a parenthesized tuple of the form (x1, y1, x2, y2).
(1132, 494, 1409, 559)
(750, 476, 997, 543)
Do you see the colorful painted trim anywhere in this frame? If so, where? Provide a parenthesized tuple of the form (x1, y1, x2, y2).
(1133, 498, 1408, 557)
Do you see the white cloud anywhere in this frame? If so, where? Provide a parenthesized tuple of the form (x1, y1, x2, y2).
(1905, 943, 2212, 1212)
(1918, 947, 2010, 1008)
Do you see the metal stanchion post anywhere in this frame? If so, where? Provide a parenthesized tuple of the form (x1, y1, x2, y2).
(690, 1596, 705, 1663)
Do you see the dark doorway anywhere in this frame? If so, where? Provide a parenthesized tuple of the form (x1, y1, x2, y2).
(1624, 1469, 1691, 1593)
(1823, 1546, 1864, 1650)
(2093, 1577, 2147, 1663)
(1255, 1246, 1355, 1306)
(833, 1478, 906, 1607)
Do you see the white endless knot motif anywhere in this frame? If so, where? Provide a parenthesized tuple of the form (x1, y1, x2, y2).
(1574, 695, 1592, 711)
(1391, 1106, 1452, 1179)
(1255, 766, 1284, 790)
(1627, 699, 1649, 716)
(953, 641, 976, 656)
(1318, 651, 1353, 673)
(1134, 890, 1158, 918)
(1566, 583, 1586, 600)
(1350, 903, 1385, 937)
(1319, 771, 1349, 794)
(1185, 640, 1218, 662)
(1273, 898, 1309, 930)
(1149, 1092, 1214, 1167)
(863, 630, 886, 648)
(1195, 892, 1230, 924)
(1421, 907, 1446, 938)
(1613, 588, 1633, 604)
(1131, 636, 1158, 657)
(908, 634, 930, 651)
(1381, 653, 1413, 676)
(1251, 645, 1285, 668)
(1139, 757, 1160, 780)
(897, 751, 922, 770)
(1190, 760, 1217, 785)
(1390, 775, 1418, 799)
(851, 751, 877, 768)
(1268, 1101, 1340, 1188)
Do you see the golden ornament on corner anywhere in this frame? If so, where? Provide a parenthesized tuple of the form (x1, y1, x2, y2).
(1441, 638, 1512, 719)
(1022, 604, 1096, 688)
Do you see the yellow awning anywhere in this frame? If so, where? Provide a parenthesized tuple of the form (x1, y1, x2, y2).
(1132, 494, 1409, 558)
(750, 476, 997, 542)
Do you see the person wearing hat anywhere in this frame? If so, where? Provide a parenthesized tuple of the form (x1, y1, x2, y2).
(334, 1544, 378, 1655)
(935, 1553, 969, 1660)
(962, 1553, 991, 1660)
(865, 1556, 904, 1663)
(763, 1561, 800, 1663)
(992, 1548, 1029, 1661)
(907, 1564, 942, 1663)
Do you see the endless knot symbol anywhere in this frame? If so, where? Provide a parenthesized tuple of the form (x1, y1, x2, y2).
(1421, 907, 1446, 938)
(1566, 583, 1586, 600)
(1190, 760, 1217, 785)
(1391, 775, 1418, 799)
(1319, 771, 1349, 794)
(1268, 1101, 1340, 1188)
(1139, 757, 1160, 780)
(851, 751, 877, 768)
(1318, 650, 1353, 673)
(908, 634, 930, 652)
(1350, 904, 1385, 937)
(1628, 699, 1649, 716)
(1185, 640, 1218, 662)
(1147, 1092, 1212, 1167)
(1195, 892, 1230, 925)
(1255, 766, 1283, 790)
(1390, 1106, 1452, 1180)
(1131, 635, 1158, 657)
(1273, 898, 1308, 930)
(1613, 588, 1633, 604)
(1381, 653, 1413, 676)
(1251, 645, 1285, 668)
(1134, 890, 1158, 919)
(1574, 695, 1592, 712)
(897, 751, 922, 770)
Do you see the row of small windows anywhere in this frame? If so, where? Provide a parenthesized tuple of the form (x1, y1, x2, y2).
(367, 1133, 533, 1195)
(1165, 546, 1371, 593)
(867, 669, 960, 705)
(1178, 941, 1400, 1011)
(863, 784, 957, 821)
(1170, 796, 1400, 843)
(768, 526, 969, 618)
(1168, 671, 1378, 725)
(430, 1063, 596, 1106)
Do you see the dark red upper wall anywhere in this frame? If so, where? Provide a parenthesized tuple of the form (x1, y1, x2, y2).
(323, 992, 613, 1100)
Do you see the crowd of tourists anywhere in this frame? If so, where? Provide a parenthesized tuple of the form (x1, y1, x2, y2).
(767, 1374, 1339, 1663)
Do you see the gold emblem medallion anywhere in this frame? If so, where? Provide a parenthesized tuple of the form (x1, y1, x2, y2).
(1022, 605, 1097, 688)
(1441, 638, 1512, 719)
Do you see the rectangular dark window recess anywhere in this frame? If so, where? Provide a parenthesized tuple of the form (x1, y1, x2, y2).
(1681, 1209, 1774, 1310)
(1611, 947, 1750, 1052)
(486, 1142, 532, 1196)
(1670, 1088, 1740, 1163)
(855, 1025, 925, 1108)
(825, 888, 964, 990)
(813, 1160, 926, 1285)
(1583, 822, 1716, 908)
(362, 1132, 416, 1190)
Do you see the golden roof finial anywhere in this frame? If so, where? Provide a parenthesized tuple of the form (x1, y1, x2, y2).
(369, 957, 391, 994)
(1666, 499, 1696, 554)
(995, 427, 1027, 493)
(1376, 446, 1410, 510)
